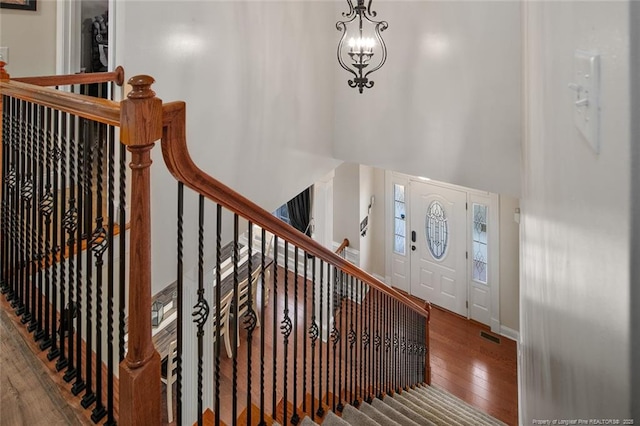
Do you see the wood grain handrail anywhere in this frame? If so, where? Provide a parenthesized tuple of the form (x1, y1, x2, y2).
(160, 102, 429, 319)
(12, 66, 125, 87)
(335, 238, 350, 254)
(0, 79, 121, 126)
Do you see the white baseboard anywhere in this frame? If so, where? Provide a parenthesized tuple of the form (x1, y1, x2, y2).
(500, 325, 519, 342)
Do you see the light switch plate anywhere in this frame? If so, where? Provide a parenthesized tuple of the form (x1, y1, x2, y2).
(0, 47, 8, 64)
(572, 50, 600, 153)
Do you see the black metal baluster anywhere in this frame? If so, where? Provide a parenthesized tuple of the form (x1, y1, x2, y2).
(398, 301, 402, 391)
(3, 95, 13, 299)
(381, 295, 387, 395)
(233, 214, 240, 426)
(15, 99, 27, 318)
(316, 259, 324, 418)
(72, 115, 86, 396)
(309, 257, 318, 421)
(281, 241, 291, 425)
(30, 102, 41, 336)
(258, 227, 266, 426)
(4, 96, 15, 301)
(33, 105, 46, 341)
(360, 281, 374, 403)
(359, 279, 364, 404)
(26, 100, 38, 332)
(63, 112, 78, 384)
(337, 270, 345, 412)
(390, 299, 395, 394)
(214, 204, 221, 426)
(98, 128, 115, 425)
(387, 296, 392, 395)
(414, 310, 418, 386)
(10, 99, 20, 308)
(374, 290, 380, 399)
(176, 183, 185, 426)
(8, 97, 20, 308)
(244, 222, 256, 426)
(25, 100, 35, 330)
(365, 284, 372, 404)
(400, 303, 405, 390)
(0, 95, 8, 296)
(22, 102, 37, 332)
(55, 111, 69, 372)
(271, 236, 279, 420)
(46, 108, 61, 361)
(6, 96, 17, 300)
(80, 119, 96, 406)
(349, 276, 356, 406)
(324, 263, 330, 411)
(291, 246, 300, 425)
(118, 139, 126, 365)
(302, 253, 308, 416)
(330, 268, 339, 413)
(195, 195, 207, 426)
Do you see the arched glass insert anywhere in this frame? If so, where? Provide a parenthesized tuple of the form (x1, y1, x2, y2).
(426, 201, 448, 260)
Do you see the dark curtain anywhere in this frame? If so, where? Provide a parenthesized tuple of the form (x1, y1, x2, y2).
(287, 186, 312, 237)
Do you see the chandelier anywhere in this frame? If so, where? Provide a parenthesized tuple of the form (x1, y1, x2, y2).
(336, 0, 388, 93)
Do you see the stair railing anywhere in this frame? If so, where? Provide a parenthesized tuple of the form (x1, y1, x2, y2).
(1, 64, 165, 425)
(1, 64, 431, 426)
(160, 99, 431, 425)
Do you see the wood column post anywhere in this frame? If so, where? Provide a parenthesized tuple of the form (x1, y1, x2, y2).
(118, 75, 163, 426)
(424, 302, 432, 385)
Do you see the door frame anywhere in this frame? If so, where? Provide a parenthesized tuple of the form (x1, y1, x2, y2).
(385, 170, 501, 333)
(56, 0, 117, 75)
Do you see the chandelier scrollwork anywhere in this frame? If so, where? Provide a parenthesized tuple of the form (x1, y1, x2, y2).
(336, 0, 388, 93)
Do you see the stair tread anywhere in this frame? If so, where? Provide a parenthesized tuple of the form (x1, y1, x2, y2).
(341, 404, 380, 426)
(371, 398, 421, 426)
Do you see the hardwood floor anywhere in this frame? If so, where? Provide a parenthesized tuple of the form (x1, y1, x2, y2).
(418, 298, 518, 425)
(0, 306, 88, 425)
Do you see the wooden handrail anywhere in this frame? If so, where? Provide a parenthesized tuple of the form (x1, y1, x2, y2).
(335, 238, 350, 254)
(160, 102, 429, 320)
(12, 66, 125, 87)
(0, 80, 120, 126)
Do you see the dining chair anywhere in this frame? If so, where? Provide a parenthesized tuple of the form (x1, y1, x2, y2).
(160, 340, 177, 423)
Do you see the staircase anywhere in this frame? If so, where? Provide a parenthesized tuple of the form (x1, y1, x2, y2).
(299, 385, 506, 426)
(1, 65, 511, 426)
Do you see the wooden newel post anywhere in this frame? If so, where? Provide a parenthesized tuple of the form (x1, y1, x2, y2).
(424, 302, 432, 385)
(119, 75, 163, 426)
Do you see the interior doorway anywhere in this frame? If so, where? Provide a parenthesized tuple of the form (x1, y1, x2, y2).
(57, 0, 110, 76)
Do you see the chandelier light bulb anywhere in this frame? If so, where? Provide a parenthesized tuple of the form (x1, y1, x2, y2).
(336, 0, 388, 93)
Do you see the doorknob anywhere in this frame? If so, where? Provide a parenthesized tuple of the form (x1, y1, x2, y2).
(411, 231, 416, 243)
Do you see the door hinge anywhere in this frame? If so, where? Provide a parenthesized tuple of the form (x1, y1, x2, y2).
(466, 251, 468, 259)
(466, 301, 468, 309)
(466, 202, 468, 210)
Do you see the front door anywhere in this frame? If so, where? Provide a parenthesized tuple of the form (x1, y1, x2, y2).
(410, 181, 467, 316)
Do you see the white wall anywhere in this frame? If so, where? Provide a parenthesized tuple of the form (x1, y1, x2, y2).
(0, 0, 57, 77)
(521, 1, 630, 422)
(115, 1, 342, 292)
(358, 165, 374, 272)
(333, 0, 522, 198)
(370, 167, 386, 279)
(499, 195, 519, 333)
(632, 2, 640, 418)
(333, 163, 360, 252)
